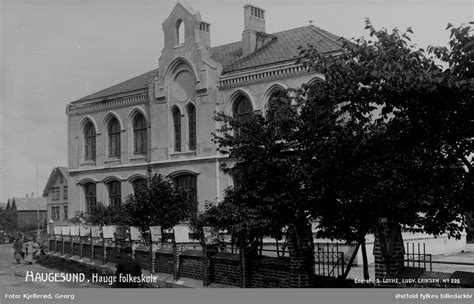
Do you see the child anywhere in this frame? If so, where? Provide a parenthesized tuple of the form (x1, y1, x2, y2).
(12, 237, 23, 264)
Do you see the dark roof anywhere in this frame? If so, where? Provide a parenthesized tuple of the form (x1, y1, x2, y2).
(12, 197, 47, 211)
(211, 25, 343, 73)
(73, 25, 342, 102)
(73, 69, 159, 103)
(42, 167, 68, 197)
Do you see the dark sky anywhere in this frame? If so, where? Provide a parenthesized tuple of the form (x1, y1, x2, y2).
(1, 0, 472, 202)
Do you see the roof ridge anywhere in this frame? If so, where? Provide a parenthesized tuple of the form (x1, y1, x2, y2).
(72, 68, 159, 103)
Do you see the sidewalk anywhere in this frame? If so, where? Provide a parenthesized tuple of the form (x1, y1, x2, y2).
(348, 250, 474, 280)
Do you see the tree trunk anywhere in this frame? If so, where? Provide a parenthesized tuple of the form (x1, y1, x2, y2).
(361, 237, 369, 280)
(341, 242, 360, 279)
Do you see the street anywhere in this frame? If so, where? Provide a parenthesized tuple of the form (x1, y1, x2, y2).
(0, 244, 102, 288)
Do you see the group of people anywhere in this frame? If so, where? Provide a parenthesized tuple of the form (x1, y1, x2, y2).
(12, 232, 39, 265)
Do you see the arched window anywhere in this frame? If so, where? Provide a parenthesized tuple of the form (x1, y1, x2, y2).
(84, 121, 96, 160)
(233, 95, 252, 119)
(173, 174, 197, 203)
(172, 107, 182, 152)
(176, 19, 185, 45)
(232, 95, 253, 136)
(133, 114, 147, 154)
(107, 180, 121, 207)
(131, 178, 148, 194)
(267, 88, 290, 120)
(187, 104, 196, 151)
(83, 183, 97, 215)
(108, 117, 120, 157)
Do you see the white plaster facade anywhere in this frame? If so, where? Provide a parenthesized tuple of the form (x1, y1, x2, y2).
(66, 2, 340, 219)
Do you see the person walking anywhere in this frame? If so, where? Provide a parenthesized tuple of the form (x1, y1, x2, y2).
(12, 237, 23, 264)
(114, 247, 142, 288)
(24, 237, 34, 265)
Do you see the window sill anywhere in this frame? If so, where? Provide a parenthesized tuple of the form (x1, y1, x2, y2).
(104, 157, 120, 164)
(129, 154, 147, 161)
(170, 151, 197, 159)
(80, 160, 96, 166)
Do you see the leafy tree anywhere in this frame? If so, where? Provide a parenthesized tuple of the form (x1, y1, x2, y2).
(296, 20, 471, 278)
(204, 92, 314, 255)
(204, 21, 472, 280)
(125, 174, 196, 238)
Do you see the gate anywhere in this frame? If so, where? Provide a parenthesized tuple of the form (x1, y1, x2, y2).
(314, 243, 345, 278)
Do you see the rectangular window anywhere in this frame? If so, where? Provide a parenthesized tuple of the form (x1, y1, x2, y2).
(51, 187, 60, 201)
(63, 206, 68, 220)
(85, 137, 96, 160)
(51, 206, 60, 220)
(84, 183, 97, 216)
(63, 186, 68, 201)
(109, 132, 120, 156)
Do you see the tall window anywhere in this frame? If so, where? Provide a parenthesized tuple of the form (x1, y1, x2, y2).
(176, 19, 185, 45)
(63, 186, 68, 201)
(172, 107, 182, 152)
(63, 206, 68, 220)
(84, 183, 97, 215)
(232, 95, 253, 136)
(51, 206, 60, 220)
(173, 175, 197, 203)
(51, 187, 60, 201)
(188, 104, 196, 151)
(84, 121, 96, 160)
(108, 117, 121, 157)
(133, 114, 147, 154)
(107, 180, 121, 207)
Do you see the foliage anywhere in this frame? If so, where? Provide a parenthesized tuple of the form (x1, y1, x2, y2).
(296, 20, 472, 241)
(203, 21, 472, 254)
(204, 90, 311, 250)
(125, 174, 196, 234)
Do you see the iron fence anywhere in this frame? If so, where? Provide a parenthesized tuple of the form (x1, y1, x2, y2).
(314, 242, 345, 278)
(404, 242, 432, 271)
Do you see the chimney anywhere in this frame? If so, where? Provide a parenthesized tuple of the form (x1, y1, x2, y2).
(242, 4, 265, 56)
(199, 21, 211, 47)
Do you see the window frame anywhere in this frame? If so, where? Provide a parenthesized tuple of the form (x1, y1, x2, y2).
(107, 180, 121, 207)
(133, 114, 147, 154)
(84, 183, 97, 216)
(108, 117, 121, 157)
(63, 206, 68, 220)
(172, 107, 182, 152)
(232, 95, 253, 137)
(187, 104, 196, 151)
(84, 121, 96, 161)
(51, 206, 60, 220)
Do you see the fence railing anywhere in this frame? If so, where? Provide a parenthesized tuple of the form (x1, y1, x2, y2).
(314, 242, 345, 278)
(404, 242, 432, 271)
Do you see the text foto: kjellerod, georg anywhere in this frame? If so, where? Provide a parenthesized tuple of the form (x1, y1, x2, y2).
(5, 293, 75, 300)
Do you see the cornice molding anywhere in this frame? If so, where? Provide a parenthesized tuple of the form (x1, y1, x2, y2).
(67, 92, 148, 116)
(217, 62, 311, 89)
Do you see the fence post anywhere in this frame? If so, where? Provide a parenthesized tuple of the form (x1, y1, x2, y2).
(91, 237, 94, 263)
(173, 240, 177, 281)
(288, 224, 314, 288)
(373, 219, 405, 280)
(61, 234, 65, 255)
(80, 235, 83, 260)
(103, 238, 107, 265)
(150, 240, 155, 275)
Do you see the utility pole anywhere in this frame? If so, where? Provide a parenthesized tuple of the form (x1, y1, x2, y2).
(37, 164, 40, 241)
